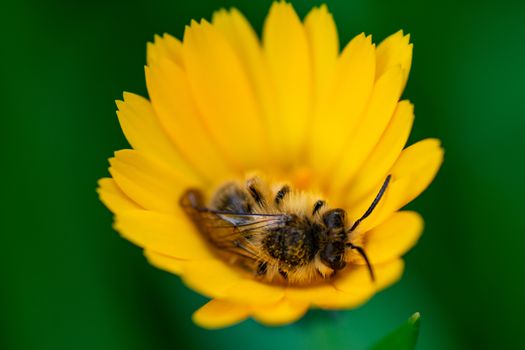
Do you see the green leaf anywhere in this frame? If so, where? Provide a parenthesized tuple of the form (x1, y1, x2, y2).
(369, 313, 421, 350)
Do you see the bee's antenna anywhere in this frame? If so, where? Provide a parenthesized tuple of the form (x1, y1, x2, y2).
(346, 242, 375, 282)
(348, 175, 391, 232)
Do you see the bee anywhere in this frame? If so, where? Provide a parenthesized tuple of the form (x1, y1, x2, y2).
(180, 175, 391, 285)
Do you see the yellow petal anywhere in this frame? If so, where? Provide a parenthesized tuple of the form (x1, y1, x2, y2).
(310, 33, 375, 174)
(358, 211, 423, 265)
(109, 150, 198, 214)
(145, 59, 234, 182)
(263, 2, 312, 163)
(287, 283, 372, 309)
(330, 66, 404, 194)
(352, 139, 444, 231)
(314, 289, 373, 310)
(286, 283, 337, 303)
(285, 282, 371, 309)
(251, 298, 309, 326)
(212, 8, 281, 162)
(222, 279, 285, 305)
(181, 259, 244, 299)
(193, 299, 250, 329)
(376, 30, 412, 90)
(344, 100, 414, 207)
(114, 209, 213, 260)
(183, 20, 268, 170)
(304, 4, 338, 103)
(146, 34, 184, 67)
(211, 9, 264, 83)
(97, 177, 142, 213)
(145, 249, 186, 275)
(334, 259, 404, 293)
(390, 138, 444, 204)
(115, 92, 198, 180)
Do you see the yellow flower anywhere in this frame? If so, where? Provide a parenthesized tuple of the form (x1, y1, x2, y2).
(98, 2, 443, 329)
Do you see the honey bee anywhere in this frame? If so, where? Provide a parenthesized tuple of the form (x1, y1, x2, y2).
(180, 175, 391, 285)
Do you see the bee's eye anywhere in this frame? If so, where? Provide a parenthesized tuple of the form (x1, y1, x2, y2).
(322, 209, 346, 229)
(320, 242, 346, 270)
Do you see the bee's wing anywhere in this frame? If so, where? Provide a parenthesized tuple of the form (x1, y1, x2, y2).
(180, 189, 286, 262)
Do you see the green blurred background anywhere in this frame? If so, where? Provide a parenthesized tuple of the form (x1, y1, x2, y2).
(2, 0, 524, 349)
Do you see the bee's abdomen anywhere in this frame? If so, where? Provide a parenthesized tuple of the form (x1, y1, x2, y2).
(262, 220, 320, 268)
(210, 182, 253, 213)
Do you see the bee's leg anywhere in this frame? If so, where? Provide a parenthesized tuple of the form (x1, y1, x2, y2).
(279, 268, 288, 280)
(274, 185, 290, 205)
(312, 200, 325, 215)
(349, 175, 391, 232)
(246, 177, 266, 208)
(256, 261, 268, 276)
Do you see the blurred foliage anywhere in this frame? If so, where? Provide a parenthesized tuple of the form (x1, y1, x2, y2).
(370, 313, 420, 350)
(1, 0, 524, 349)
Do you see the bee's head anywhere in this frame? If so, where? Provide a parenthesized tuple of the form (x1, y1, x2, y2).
(319, 209, 348, 271)
(319, 241, 346, 270)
